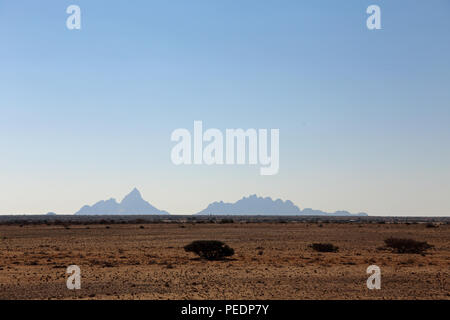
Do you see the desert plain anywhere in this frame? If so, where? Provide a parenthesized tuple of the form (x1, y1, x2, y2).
(0, 217, 448, 300)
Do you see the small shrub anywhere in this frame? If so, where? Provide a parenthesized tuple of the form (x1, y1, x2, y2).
(384, 237, 433, 254)
(219, 218, 234, 224)
(184, 240, 234, 260)
(310, 243, 339, 253)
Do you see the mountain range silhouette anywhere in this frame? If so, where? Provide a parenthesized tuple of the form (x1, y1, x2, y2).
(75, 189, 367, 216)
(75, 188, 169, 215)
(195, 194, 368, 216)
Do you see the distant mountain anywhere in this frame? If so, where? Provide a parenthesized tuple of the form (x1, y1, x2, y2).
(75, 188, 169, 215)
(196, 195, 368, 216)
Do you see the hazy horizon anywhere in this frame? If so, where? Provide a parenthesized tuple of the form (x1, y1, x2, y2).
(1, 1, 450, 216)
(1, 187, 449, 217)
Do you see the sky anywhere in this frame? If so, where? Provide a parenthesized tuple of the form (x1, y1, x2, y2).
(0, 0, 449, 216)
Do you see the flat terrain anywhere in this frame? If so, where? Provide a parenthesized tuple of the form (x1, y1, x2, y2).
(0, 221, 448, 299)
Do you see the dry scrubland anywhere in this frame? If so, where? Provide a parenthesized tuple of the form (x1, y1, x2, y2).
(0, 221, 449, 299)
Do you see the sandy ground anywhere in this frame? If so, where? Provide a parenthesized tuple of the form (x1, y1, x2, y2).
(0, 222, 448, 299)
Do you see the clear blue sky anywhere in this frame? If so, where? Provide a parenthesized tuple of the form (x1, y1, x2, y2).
(1, 1, 449, 215)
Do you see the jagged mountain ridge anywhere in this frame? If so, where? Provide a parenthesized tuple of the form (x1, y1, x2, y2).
(75, 188, 169, 215)
(75, 190, 368, 216)
(196, 194, 368, 216)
